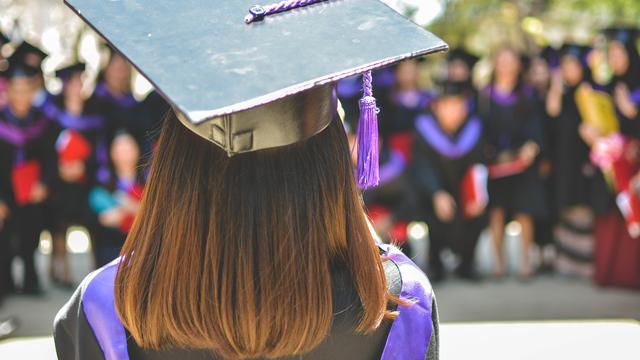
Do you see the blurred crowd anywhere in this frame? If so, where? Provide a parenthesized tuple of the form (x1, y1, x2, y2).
(341, 26, 640, 286)
(0, 24, 639, 316)
(0, 34, 169, 302)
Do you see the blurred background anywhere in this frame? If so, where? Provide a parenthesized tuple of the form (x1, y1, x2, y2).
(0, 0, 639, 358)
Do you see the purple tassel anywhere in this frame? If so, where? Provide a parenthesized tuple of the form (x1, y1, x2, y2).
(356, 71, 379, 189)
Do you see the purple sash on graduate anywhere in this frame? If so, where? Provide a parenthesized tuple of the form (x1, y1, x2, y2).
(0, 111, 51, 163)
(379, 150, 406, 185)
(94, 83, 138, 108)
(380, 244, 434, 360)
(629, 87, 640, 105)
(415, 114, 482, 159)
(81, 246, 433, 360)
(82, 258, 130, 360)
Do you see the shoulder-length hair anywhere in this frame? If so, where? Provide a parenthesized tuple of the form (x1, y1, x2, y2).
(114, 112, 390, 359)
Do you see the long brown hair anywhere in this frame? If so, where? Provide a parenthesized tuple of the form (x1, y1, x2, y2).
(114, 112, 390, 359)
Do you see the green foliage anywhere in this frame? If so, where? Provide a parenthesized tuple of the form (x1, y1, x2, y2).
(427, 0, 640, 55)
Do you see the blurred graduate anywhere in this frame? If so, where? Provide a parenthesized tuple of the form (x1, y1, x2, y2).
(479, 47, 546, 280)
(412, 80, 486, 281)
(0, 53, 58, 295)
(47, 62, 109, 284)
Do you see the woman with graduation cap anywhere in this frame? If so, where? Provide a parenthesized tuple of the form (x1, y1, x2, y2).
(54, 0, 446, 359)
(93, 47, 140, 144)
(47, 62, 110, 286)
(545, 44, 601, 277)
(0, 55, 58, 295)
(602, 27, 640, 136)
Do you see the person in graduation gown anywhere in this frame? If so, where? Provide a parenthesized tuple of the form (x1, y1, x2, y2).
(382, 59, 434, 160)
(446, 48, 479, 113)
(602, 27, 640, 137)
(0, 59, 58, 295)
(46, 63, 109, 285)
(527, 46, 557, 272)
(479, 47, 546, 280)
(11, 41, 54, 115)
(54, 0, 445, 359)
(545, 44, 600, 277)
(93, 47, 140, 142)
(363, 141, 419, 251)
(412, 81, 486, 282)
(88, 130, 145, 267)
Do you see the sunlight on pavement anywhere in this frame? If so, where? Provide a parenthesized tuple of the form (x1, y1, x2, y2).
(0, 337, 56, 360)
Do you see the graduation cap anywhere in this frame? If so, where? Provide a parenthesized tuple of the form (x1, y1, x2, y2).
(55, 62, 86, 80)
(11, 41, 48, 70)
(446, 48, 479, 69)
(603, 27, 639, 46)
(3, 52, 39, 79)
(64, 0, 447, 189)
(434, 80, 471, 99)
(559, 44, 591, 66)
(539, 46, 560, 69)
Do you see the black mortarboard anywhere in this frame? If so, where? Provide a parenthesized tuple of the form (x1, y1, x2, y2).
(446, 48, 479, 69)
(4, 52, 39, 79)
(603, 27, 639, 46)
(55, 62, 86, 80)
(12, 41, 48, 70)
(434, 80, 470, 98)
(559, 44, 591, 67)
(64, 0, 447, 188)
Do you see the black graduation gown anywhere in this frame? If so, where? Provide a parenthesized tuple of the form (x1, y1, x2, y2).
(478, 86, 547, 217)
(551, 85, 607, 213)
(48, 95, 109, 232)
(411, 113, 486, 274)
(54, 256, 440, 360)
(92, 82, 141, 143)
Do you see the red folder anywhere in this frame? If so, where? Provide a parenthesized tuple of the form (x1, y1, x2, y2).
(11, 160, 41, 206)
(56, 129, 92, 164)
(488, 157, 527, 179)
(461, 164, 489, 218)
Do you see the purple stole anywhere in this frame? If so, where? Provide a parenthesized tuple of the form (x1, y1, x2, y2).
(0, 109, 50, 163)
(80, 245, 433, 360)
(415, 114, 482, 159)
(93, 83, 137, 108)
(379, 150, 406, 185)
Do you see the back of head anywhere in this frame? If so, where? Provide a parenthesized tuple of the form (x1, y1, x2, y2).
(114, 113, 388, 359)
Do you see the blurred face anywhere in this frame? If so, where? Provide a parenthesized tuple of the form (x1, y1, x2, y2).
(63, 74, 83, 101)
(608, 41, 629, 76)
(7, 77, 35, 118)
(494, 48, 521, 84)
(111, 133, 140, 173)
(527, 57, 550, 89)
(105, 53, 131, 94)
(560, 56, 584, 86)
(433, 95, 468, 133)
(395, 59, 419, 90)
(448, 59, 471, 83)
